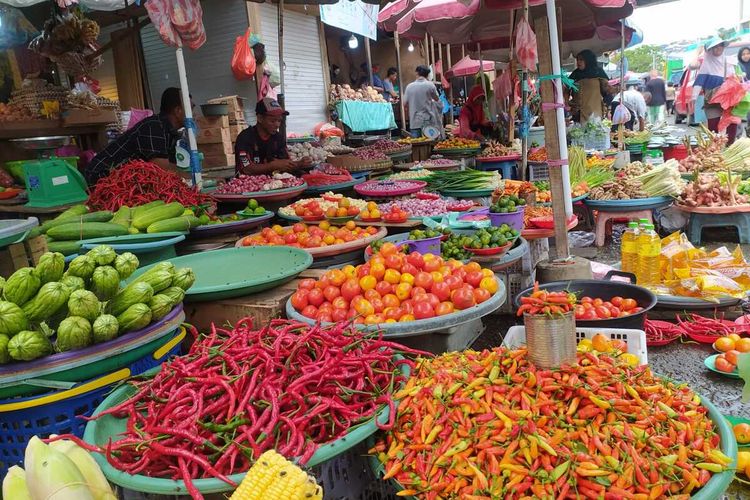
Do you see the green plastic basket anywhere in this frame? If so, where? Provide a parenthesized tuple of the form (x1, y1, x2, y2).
(367, 386, 737, 499)
(83, 356, 410, 495)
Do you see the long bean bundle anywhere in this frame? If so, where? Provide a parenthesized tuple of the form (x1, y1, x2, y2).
(424, 169, 503, 192)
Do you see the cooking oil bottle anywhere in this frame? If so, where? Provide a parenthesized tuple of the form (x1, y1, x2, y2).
(621, 221, 639, 274)
(637, 224, 661, 285)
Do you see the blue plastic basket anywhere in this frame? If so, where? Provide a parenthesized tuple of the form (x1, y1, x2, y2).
(0, 330, 183, 477)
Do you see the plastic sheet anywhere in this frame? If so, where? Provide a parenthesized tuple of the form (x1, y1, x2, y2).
(2, 0, 135, 10)
(514, 17, 538, 72)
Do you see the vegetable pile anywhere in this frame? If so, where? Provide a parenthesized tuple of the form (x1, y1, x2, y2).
(434, 138, 480, 150)
(478, 140, 519, 158)
(377, 197, 461, 218)
(528, 146, 547, 162)
(215, 173, 304, 194)
(388, 169, 433, 180)
(450, 225, 519, 252)
(290, 245, 499, 324)
(516, 287, 576, 316)
(367, 139, 409, 153)
(87, 319, 422, 499)
(371, 347, 731, 499)
(643, 319, 684, 346)
(424, 170, 503, 193)
(288, 142, 328, 163)
(87, 160, 214, 211)
(239, 222, 378, 249)
(574, 295, 642, 320)
(589, 162, 651, 200)
(678, 173, 749, 208)
(354, 148, 388, 161)
(0, 246, 192, 363)
(490, 195, 526, 214)
(356, 180, 425, 194)
(679, 127, 726, 173)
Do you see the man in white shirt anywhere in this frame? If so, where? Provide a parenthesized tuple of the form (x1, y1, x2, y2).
(403, 65, 441, 136)
(612, 79, 647, 131)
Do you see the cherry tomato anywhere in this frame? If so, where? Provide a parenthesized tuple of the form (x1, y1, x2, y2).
(595, 306, 612, 319)
(413, 301, 435, 319)
(610, 296, 623, 307)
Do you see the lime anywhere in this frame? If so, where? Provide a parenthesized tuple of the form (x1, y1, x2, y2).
(254, 207, 265, 215)
(248, 199, 259, 209)
(497, 236, 507, 246)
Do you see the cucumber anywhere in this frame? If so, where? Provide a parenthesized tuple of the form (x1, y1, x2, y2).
(132, 202, 186, 230)
(146, 216, 202, 233)
(132, 200, 165, 219)
(46, 240, 82, 256)
(111, 206, 132, 228)
(47, 222, 129, 241)
(54, 204, 89, 221)
(39, 211, 113, 234)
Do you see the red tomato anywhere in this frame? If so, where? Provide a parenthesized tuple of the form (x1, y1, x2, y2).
(383, 293, 400, 309)
(284, 232, 297, 244)
(452, 268, 467, 282)
(317, 301, 333, 313)
(574, 305, 585, 319)
(473, 288, 491, 304)
(465, 271, 483, 288)
(410, 286, 427, 298)
(580, 296, 593, 304)
(592, 298, 604, 307)
(610, 296, 623, 307)
(432, 281, 451, 302)
(632, 307, 643, 313)
(307, 289, 324, 307)
(595, 306, 611, 319)
(452, 287, 476, 310)
(414, 272, 434, 290)
(301, 305, 318, 318)
(406, 252, 425, 269)
(401, 262, 419, 276)
(435, 302, 455, 316)
(375, 281, 392, 296)
(401, 300, 414, 315)
(290, 291, 309, 310)
(423, 259, 441, 273)
(346, 308, 358, 320)
(364, 289, 381, 302)
(603, 301, 613, 309)
(356, 264, 371, 278)
(384, 254, 403, 270)
(341, 279, 361, 301)
(331, 308, 348, 322)
(621, 298, 637, 311)
(384, 307, 403, 321)
(323, 286, 341, 302)
(444, 275, 463, 291)
(609, 306, 621, 318)
(316, 311, 333, 323)
(371, 298, 385, 313)
(332, 296, 348, 310)
(582, 302, 593, 310)
(423, 293, 440, 309)
(299, 279, 316, 290)
(413, 301, 436, 319)
(582, 309, 598, 320)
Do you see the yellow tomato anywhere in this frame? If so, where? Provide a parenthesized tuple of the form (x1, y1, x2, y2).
(319, 221, 330, 230)
(370, 262, 386, 280)
(385, 318, 397, 323)
(399, 314, 415, 322)
(272, 224, 285, 235)
(619, 353, 639, 367)
(384, 269, 401, 284)
(737, 451, 750, 472)
(354, 298, 375, 316)
(359, 275, 377, 291)
(345, 220, 356, 230)
(400, 272, 415, 285)
(431, 271, 444, 283)
(323, 234, 335, 245)
(479, 276, 498, 294)
(342, 265, 356, 279)
(481, 268, 494, 278)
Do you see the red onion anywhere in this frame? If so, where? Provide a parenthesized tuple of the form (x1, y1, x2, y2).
(215, 174, 303, 194)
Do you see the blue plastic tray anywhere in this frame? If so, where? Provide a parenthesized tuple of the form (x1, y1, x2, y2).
(584, 196, 673, 211)
(80, 232, 186, 250)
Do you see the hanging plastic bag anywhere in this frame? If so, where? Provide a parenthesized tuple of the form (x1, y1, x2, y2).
(612, 103, 631, 125)
(514, 17, 538, 72)
(232, 29, 257, 80)
(145, 0, 180, 48)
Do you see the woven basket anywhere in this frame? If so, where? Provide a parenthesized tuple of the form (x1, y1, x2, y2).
(328, 155, 393, 173)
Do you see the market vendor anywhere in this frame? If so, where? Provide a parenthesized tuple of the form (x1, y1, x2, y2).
(456, 85, 492, 139)
(234, 98, 311, 175)
(83, 87, 187, 184)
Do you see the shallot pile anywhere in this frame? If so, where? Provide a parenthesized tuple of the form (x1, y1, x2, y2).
(367, 139, 407, 153)
(288, 142, 328, 163)
(678, 173, 749, 207)
(301, 165, 353, 186)
(215, 173, 304, 194)
(679, 127, 726, 173)
(354, 148, 388, 161)
(377, 196, 459, 217)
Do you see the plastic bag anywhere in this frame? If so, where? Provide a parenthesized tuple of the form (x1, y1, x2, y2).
(709, 75, 748, 110)
(231, 29, 257, 80)
(611, 103, 631, 125)
(144, 0, 180, 48)
(514, 17, 538, 72)
(314, 122, 344, 139)
(568, 231, 595, 248)
(127, 109, 154, 130)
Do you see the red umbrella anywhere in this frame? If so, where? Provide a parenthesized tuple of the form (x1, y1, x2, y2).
(378, 0, 424, 31)
(445, 55, 496, 78)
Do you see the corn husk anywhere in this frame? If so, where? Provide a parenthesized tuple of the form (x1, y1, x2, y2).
(2, 465, 32, 500)
(24, 436, 94, 500)
(49, 439, 116, 500)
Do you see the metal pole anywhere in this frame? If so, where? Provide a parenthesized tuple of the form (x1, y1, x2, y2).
(394, 32, 406, 133)
(365, 37, 374, 85)
(447, 43, 454, 124)
(424, 34, 430, 67)
(277, 0, 286, 138)
(521, 0, 529, 179)
(175, 47, 201, 186)
(508, 9, 516, 142)
(429, 36, 435, 78)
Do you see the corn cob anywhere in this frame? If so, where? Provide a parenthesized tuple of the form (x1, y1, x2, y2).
(230, 450, 323, 500)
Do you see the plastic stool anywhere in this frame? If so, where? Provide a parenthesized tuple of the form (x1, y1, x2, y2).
(475, 160, 518, 179)
(594, 209, 653, 247)
(687, 212, 750, 245)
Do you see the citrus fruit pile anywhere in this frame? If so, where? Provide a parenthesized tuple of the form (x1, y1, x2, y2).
(239, 222, 378, 249)
(289, 242, 499, 324)
(359, 201, 382, 220)
(713, 333, 750, 373)
(325, 197, 360, 218)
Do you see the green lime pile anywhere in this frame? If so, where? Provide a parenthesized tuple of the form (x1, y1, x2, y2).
(490, 195, 526, 214)
(243, 199, 266, 215)
(445, 225, 519, 256)
(407, 227, 451, 240)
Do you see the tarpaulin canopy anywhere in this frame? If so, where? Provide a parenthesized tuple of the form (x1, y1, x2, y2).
(378, 0, 422, 31)
(1, 0, 136, 10)
(445, 55, 495, 78)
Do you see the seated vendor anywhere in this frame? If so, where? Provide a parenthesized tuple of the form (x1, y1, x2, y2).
(84, 87, 187, 184)
(456, 85, 492, 139)
(234, 98, 310, 175)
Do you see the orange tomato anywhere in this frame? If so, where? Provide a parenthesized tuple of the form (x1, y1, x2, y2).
(473, 288, 491, 304)
(729, 333, 743, 343)
(736, 337, 750, 353)
(481, 268, 494, 278)
(345, 220, 356, 230)
(479, 276, 498, 294)
(384, 254, 403, 270)
(431, 271, 444, 283)
(364, 314, 383, 325)
(464, 262, 482, 273)
(384, 269, 401, 285)
(725, 349, 741, 366)
(326, 269, 347, 287)
(715, 355, 735, 373)
(342, 264, 356, 279)
(399, 313, 415, 322)
(353, 298, 375, 316)
(364, 289, 381, 302)
(359, 275, 377, 291)
(383, 293, 400, 309)
(715, 337, 736, 352)
(380, 242, 399, 257)
(735, 423, 750, 444)
(435, 301, 455, 316)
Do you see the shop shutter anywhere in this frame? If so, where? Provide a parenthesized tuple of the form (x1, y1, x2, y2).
(259, 4, 327, 134)
(89, 23, 124, 102)
(140, 0, 255, 120)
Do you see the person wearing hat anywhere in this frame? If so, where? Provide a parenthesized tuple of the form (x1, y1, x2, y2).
(234, 98, 311, 175)
(693, 38, 738, 143)
(611, 79, 647, 132)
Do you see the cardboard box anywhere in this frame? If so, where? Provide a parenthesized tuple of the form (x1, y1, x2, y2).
(196, 127, 231, 144)
(0, 236, 48, 278)
(62, 108, 118, 127)
(229, 124, 245, 141)
(195, 115, 229, 129)
(228, 111, 245, 125)
(207, 95, 245, 113)
(200, 141, 233, 156)
(203, 152, 235, 168)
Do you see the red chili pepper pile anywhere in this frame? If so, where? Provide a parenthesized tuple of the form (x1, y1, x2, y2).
(516, 283, 576, 316)
(676, 313, 740, 340)
(643, 318, 684, 345)
(85, 319, 425, 499)
(87, 159, 214, 211)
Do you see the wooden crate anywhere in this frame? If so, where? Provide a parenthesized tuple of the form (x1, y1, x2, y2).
(197, 127, 231, 145)
(195, 115, 229, 129)
(199, 141, 233, 156)
(0, 236, 48, 278)
(203, 152, 235, 167)
(229, 124, 245, 141)
(207, 95, 245, 113)
(183, 270, 325, 332)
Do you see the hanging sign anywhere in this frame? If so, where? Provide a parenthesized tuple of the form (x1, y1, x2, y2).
(320, 0, 379, 41)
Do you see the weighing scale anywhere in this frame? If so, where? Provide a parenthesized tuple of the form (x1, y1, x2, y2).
(9, 136, 88, 208)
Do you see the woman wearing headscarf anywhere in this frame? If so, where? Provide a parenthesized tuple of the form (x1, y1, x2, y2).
(568, 49, 612, 124)
(456, 85, 492, 139)
(692, 38, 738, 143)
(738, 47, 750, 81)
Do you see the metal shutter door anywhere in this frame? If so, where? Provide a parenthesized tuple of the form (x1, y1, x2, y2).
(260, 4, 327, 134)
(90, 23, 124, 102)
(141, 0, 254, 119)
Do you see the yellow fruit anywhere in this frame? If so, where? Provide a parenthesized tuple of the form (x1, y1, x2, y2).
(591, 333, 612, 353)
(370, 209, 381, 218)
(619, 353, 639, 367)
(319, 221, 330, 230)
(737, 451, 750, 471)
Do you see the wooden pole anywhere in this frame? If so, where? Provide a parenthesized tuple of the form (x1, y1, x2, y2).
(394, 32, 406, 133)
(425, 35, 430, 68)
(508, 9, 516, 143)
(365, 37, 374, 86)
(278, 0, 286, 138)
(521, 0, 529, 179)
(429, 36, 435, 78)
(461, 45, 467, 99)
(447, 43, 454, 124)
(535, 10, 571, 259)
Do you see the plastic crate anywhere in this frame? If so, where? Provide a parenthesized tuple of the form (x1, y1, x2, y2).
(523, 238, 549, 273)
(496, 271, 534, 314)
(0, 328, 183, 477)
(529, 162, 549, 180)
(503, 326, 648, 365)
(312, 443, 398, 500)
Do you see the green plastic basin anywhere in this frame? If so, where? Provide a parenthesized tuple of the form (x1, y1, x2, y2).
(83, 356, 409, 495)
(127, 246, 313, 302)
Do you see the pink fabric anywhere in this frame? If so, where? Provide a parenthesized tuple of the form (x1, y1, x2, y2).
(515, 17, 537, 71)
(445, 55, 494, 79)
(378, 0, 423, 31)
